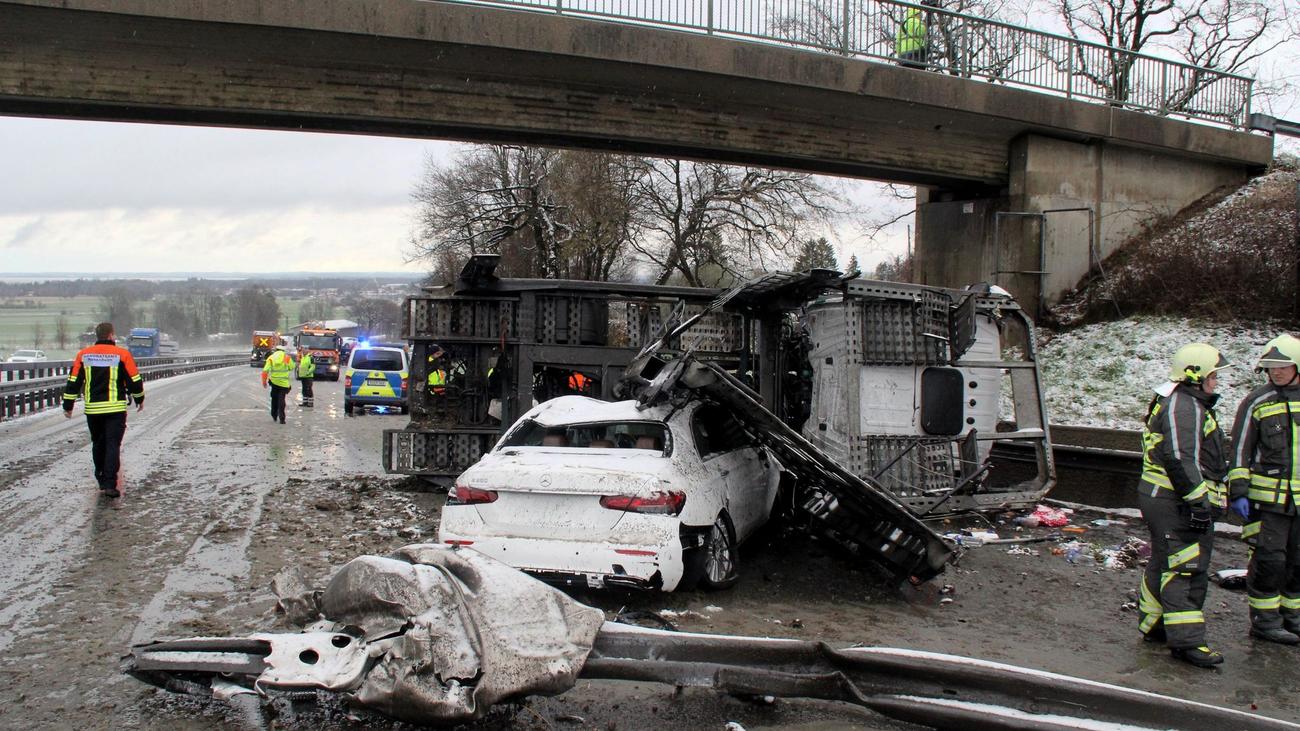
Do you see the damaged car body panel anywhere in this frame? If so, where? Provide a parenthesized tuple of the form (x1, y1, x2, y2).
(439, 395, 783, 591)
(125, 544, 1300, 731)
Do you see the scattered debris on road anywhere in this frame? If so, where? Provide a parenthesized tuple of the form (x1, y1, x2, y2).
(125, 544, 1300, 730)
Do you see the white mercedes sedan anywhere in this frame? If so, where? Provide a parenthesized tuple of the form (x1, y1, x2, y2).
(438, 395, 785, 592)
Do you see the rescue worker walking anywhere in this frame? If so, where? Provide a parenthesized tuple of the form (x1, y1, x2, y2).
(1136, 343, 1230, 667)
(62, 321, 144, 497)
(297, 352, 316, 407)
(1228, 334, 1300, 645)
(261, 344, 294, 424)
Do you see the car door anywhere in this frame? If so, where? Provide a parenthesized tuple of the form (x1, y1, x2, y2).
(690, 404, 771, 539)
(715, 411, 774, 540)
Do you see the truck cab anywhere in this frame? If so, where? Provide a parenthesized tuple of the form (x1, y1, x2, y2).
(250, 330, 278, 367)
(127, 328, 161, 358)
(296, 326, 342, 381)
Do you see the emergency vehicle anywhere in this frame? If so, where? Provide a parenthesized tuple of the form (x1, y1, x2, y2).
(295, 324, 342, 381)
(250, 330, 278, 367)
(344, 345, 409, 415)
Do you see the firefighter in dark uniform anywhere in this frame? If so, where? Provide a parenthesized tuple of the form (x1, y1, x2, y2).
(62, 321, 145, 497)
(1136, 343, 1230, 667)
(1228, 334, 1300, 645)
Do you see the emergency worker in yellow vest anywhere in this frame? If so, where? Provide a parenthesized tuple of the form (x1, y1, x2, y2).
(427, 344, 448, 392)
(261, 345, 294, 424)
(297, 352, 316, 408)
(895, 0, 937, 69)
(1136, 343, 1230, 668)
(63, 321, 144, 497)
(1228, 334, 1300, 645)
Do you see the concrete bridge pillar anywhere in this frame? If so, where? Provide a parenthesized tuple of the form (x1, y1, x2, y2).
(916, 134, 1253, 316)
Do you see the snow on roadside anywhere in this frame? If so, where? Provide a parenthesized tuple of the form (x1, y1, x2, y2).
(1038, 317, 1283, 431)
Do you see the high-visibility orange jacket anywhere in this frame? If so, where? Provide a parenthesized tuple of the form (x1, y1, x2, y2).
(63, 339, 144, 415)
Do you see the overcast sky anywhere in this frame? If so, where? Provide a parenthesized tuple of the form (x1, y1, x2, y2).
(1, 31, 1295, 279)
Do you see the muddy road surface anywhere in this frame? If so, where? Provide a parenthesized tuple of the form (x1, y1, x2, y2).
(1, 367, 1297, 730)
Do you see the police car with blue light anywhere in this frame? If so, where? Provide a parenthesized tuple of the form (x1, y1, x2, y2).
(343, 344, 409, 415)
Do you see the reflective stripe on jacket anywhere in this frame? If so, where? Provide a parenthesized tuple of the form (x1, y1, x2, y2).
(298, 355, 316, 379)
(1228, 384, 1300, 512)
(63, 340, 144, 415)
(428, 368, 446, 394)
(263, 351, 294, 388)
(1140, 384, 1228, 509)
(895, 8, 927, 55)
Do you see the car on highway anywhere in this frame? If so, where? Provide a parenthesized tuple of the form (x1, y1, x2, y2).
(6, 349, 48, 363)
(438, 395, 786, 592)
(343, 345, 409, 415)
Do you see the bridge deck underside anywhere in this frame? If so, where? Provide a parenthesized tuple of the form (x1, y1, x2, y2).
(0, 0, 1269, 188)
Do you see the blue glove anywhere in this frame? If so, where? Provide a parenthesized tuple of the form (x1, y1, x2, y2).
(1230, 497, 1251, 519)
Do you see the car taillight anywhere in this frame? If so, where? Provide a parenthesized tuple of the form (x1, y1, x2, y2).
(401, 378, 408, 392)
(599, 491, 686, 515)
(448, 485, 498, 505)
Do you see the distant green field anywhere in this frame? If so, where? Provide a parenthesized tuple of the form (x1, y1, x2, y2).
(0, 295, 342, 361)
(0, 296, 132, 360)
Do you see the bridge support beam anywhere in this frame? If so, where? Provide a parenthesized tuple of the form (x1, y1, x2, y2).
(916, 134, 1253, 316)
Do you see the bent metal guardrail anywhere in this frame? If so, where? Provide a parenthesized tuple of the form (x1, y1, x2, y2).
(0, 353, 247, 420)
(445, 0, 1254, 127)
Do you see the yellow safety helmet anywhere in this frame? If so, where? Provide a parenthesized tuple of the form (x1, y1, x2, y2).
(1169, 343, 1229, 384)
(1257, 334, 1300, 370)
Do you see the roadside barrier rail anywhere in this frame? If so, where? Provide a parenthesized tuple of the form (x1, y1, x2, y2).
(443, 0, 1253, 126)
(0, 353, 247, 420)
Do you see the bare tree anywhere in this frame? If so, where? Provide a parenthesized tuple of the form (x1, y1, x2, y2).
(409, 145, 570, 280)
(31, 322, 45, 349)
(549, 151, 639, 282)
(1054, 0, 1292, 115)
(55, 316, 69, 350)
(101, 286, 138, 335)
(630, 159, 841, 286)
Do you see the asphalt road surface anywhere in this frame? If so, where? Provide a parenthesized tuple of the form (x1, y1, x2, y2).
(1, 367, 1297, 729)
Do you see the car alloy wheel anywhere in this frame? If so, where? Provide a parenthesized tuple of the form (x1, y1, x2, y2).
(701, 514, 739, 589)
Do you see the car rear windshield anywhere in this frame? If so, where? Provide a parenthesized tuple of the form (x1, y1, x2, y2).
(502, 419, 670, 454)
(351, 349, 404, 371)
(14, 350, 38, 357)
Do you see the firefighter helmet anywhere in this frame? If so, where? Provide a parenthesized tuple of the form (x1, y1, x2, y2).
(1169, 343, 1229, 384)
(1257, 334, 1300, 370)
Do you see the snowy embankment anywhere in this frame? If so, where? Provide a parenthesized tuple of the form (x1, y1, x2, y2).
(1038, 318, 1282, 431)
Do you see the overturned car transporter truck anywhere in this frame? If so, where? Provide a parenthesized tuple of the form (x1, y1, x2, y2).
(384, 256, 1055, 582)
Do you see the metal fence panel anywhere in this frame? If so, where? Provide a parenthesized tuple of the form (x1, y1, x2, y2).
(447, 0, 1252, 126)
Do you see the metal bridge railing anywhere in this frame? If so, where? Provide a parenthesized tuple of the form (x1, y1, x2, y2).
(444, 0, 1253, 127)
(0, 353, 247, 420)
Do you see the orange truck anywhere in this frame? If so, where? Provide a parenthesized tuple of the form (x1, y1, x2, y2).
(250, 330, 278, 367)
(296, 324, 342, 381)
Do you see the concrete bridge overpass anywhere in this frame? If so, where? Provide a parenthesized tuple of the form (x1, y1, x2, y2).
(0, 0, 1274, 310)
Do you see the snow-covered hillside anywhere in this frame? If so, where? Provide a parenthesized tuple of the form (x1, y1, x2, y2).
(1038, 318, 1283, 430)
